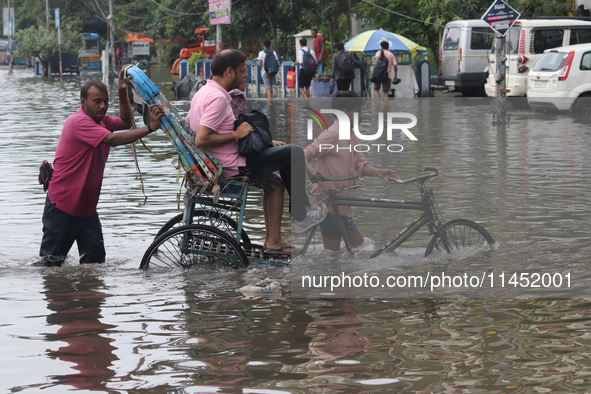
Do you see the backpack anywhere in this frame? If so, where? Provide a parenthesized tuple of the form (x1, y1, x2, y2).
(336, 51, 354, 78)
(370, 50, 389, 83)
(301, 48, 317, 76)
(263, 48, 279, 75)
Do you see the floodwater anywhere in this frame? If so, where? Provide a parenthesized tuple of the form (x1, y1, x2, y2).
(2, 66, 591, 393)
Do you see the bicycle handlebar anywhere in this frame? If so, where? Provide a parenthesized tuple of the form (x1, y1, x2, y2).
(310, 167, 440, 196)
(387, 167, 440, 186)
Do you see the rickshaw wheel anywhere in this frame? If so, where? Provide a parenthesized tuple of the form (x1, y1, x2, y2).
(141, 224, 249, 269)
(156, 210, 251, 245)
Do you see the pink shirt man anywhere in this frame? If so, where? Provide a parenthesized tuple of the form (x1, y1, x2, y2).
(186, 80, 245, 175)
(375, 49, 397, 79)
(304, 120, 370, 216)
(48, 107, 121, 217)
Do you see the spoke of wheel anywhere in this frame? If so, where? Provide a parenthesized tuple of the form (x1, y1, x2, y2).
(159, 233, 186, 267)
(151, 252, 176, 268)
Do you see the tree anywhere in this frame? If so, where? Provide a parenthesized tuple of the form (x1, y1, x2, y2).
(353, 0, 491, 71)
(15, 21, 82, 76)
(353, 0, 578, 70)
(310, 0, 351, 59)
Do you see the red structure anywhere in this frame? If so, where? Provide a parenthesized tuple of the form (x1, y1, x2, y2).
(171, 27, 227, 74)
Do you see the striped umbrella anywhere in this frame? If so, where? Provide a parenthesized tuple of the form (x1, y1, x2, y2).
(344, 29, 427, 55)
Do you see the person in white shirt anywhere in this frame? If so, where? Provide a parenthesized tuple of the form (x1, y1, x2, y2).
(257, 39, 279, 101)
(293, 38, 316, 99)
(373, 41, 398, 99)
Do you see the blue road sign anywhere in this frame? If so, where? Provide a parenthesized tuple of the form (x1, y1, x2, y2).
(481, 0, 520, 37)
(55, 8, 60, 29)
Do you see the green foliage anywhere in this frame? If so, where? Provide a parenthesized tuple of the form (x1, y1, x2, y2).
(14, 22, 82, 61)
(513, 0, 575, 17)
(13, 0, 107, 38)
(188, 51, 207, 70)
(6, 0, 580, 77)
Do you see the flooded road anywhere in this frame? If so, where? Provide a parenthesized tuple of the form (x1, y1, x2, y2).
(2, 66, 591, 393)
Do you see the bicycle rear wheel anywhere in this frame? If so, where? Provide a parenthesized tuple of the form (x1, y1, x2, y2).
(140, 224, 249, 269)
(156, 209, 251, 244)
(425, 219, 495, 257)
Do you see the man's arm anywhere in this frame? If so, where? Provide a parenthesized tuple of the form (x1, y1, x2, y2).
(331, 53, 337, 80)
(293, 49, 301, 66)
(117, 69, 133, 130)
(194, 122, 253, 148)
(101, 104, 164, 147)
(391, 55, 398, 78)
(352, 53, 371, 67)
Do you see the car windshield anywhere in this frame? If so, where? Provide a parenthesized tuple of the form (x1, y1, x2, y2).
(532, 51, 570, 72)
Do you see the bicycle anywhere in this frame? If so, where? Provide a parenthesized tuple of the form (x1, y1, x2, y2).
(300, 166, 495, 258)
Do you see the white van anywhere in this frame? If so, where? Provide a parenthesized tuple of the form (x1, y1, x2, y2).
(484, 19, 591, 97)
(527, 42, 591, 113)
(439, 20, 494, 96)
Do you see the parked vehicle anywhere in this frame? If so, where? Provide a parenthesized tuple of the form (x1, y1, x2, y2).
(439, 20, 494, 96)
(51, 53, 80, 75)
(485, 18, 591, 97)
(0, 40, 27, 66)
(527, 42, 591, 114)
(78, 33, 101, 71)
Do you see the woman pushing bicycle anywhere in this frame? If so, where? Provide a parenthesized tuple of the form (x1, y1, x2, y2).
(304, 91, 400, 251)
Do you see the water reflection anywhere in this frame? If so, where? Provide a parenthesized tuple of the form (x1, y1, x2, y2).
(42, 271, 117, 390)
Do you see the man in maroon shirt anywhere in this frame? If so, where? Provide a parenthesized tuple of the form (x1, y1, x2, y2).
(37, 71, 164, 267)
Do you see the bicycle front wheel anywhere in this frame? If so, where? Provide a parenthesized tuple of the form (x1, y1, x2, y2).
(140, 224, 249, 269)
(425, 219, 495, 257)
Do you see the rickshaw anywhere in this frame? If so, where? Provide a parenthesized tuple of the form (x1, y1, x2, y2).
(123, 66, 495, 270)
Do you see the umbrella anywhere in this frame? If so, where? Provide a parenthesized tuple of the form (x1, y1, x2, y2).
(344, 29, 427, 55)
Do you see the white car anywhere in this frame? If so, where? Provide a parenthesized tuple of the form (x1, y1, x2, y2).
(527, 42, 591, 113)
(485, 19, 591, 97)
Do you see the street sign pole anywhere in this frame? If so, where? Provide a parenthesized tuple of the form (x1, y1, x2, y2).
(494, 34, 506, 123)
(209, 0, 231, 54)
(109, 0, 116, 77)
(216, 24, 222, 54)
(481, 0, 520, 124)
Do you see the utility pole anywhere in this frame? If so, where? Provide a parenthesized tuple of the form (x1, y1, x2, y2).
(56, 8, 62, 82)
(8, 0, 14, 74)
(347, 0, 351, 36)
(109, 0, 115, 75)
(46, 0, 49, 29)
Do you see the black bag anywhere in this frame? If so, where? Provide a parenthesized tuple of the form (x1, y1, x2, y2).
(337, 51, 354, 78)
(370, 50, 389, 83)
(263, 48, 279, 76)
(234, 110, 273, 157)
(301, 48, 318, 76)
(38, 160, 53, 192)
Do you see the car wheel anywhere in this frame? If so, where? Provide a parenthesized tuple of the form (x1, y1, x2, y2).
(573, 94, 591, 121)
